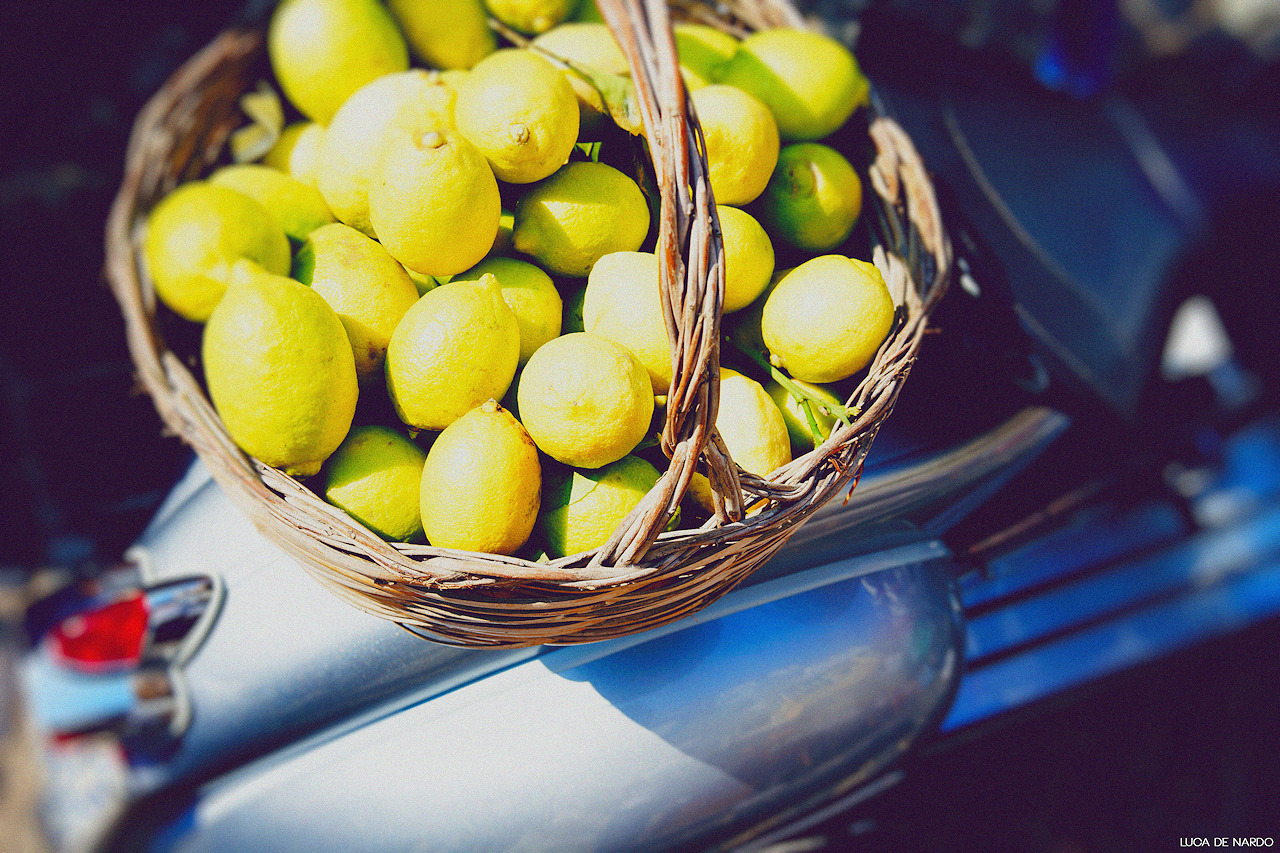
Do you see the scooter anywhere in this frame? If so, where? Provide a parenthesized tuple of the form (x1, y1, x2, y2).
(18, 2, 1280, 851)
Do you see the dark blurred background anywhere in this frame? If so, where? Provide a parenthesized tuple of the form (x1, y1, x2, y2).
(0, 1, 1278, 850)
(0, 2, 254, 572)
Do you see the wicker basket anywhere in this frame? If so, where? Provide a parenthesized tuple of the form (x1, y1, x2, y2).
(104, 0, 951, 648)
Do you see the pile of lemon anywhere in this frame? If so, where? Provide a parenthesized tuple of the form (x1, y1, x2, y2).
(141, 0, 898, 561)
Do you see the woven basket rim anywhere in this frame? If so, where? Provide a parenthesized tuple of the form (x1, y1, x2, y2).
(103, 0, 952, 647)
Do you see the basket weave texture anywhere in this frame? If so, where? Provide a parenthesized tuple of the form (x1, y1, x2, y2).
(105, 0, 951, 647)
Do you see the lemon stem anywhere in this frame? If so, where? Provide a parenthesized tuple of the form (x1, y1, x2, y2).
(728, 335, 856, 441)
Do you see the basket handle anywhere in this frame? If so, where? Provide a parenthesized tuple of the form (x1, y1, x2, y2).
(590, 0, 747, 567)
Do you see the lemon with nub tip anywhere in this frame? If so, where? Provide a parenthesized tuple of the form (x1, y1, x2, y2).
(717, 205, 775, 313)
(539, 455, 662, 558)
(765, 377, 845, 454)
(369, 128, 501, 277)
(761, 254, 894, 384)
(756, 142, 862, 252)
(453, 257, 562, 365)
(420, 400, 541, 555)
(202, 261, 358, 477)
(293, 223, 420, 382)
(322, 425, 427, 542)
(268, 0, 408, 124)
(689, 368, 792, 512)
(388, 0, 495, 70)
(209, 164, 334, 242)
(513, 161, 650, 277)
(454, 49, 580, 184)
(317, 69, 459, 238)
(583, 251, 672, 395)
(385, 274, 520, 431)
(517, 332, 654, 469)
(691, 84, 779, 207)
(143, 181, 291, 322)
(715, 27, 868, 141)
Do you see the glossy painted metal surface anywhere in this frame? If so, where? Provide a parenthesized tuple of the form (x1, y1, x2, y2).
(142, 544, 961, 853)
(943, 413, 1280, 731)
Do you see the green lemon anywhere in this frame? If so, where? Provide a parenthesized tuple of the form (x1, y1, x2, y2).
(143, 181, 291, 322)
(420, 400, 541, 555)
(674, 23, 739, 90)
(292, 222, 420, 382)
(268, 0, 409, 124)
(513, 161, 650, 277)
(582, 250, 671, 395)
(755, 142, 862, 252)
(388, 0, 495, 70)
(761, 254, 894, 383)
(369, 128, 502, 277)
(317, 69, 459, 237)
(322, 425, 427, 542)
(717, 205, 774, 313)
(262, 121, 325, 187)
(454, 49, 580, 184)
(517, 332, 654, 468)
(569, 0, 603, 23)
(539, 455, 661, 557)
(453, 257, 563, 364)
(202, 261, 358, 477)
(385, 274, 520, 431)
(715, 27, 868, 141)
(691, 84, 779, 207)
(764, 377, 845, 454)
(209, 163, 334, 242)
(689, 367, 792, 512)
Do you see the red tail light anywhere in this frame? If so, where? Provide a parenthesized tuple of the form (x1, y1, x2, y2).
(50, 592, 149, 672)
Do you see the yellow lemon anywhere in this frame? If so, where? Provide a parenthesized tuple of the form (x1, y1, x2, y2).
(454, 49, 580, 184)
(453, 257, 562, 364)
(484, 0, 574, 34)
(674, 23, 739, 90)
(369, 128, 501, 277)
(716, 204, 774, 313)
(267, 0, 408, 124)
(761, 254, 894, 383)
(317, 69, 459, 237)
(691, 84, 779, 207)
(293, 223, 420, 382)
(322, 425, 427, 542)
(420, 400, 541, 555)
(531, 23, 629, 138)
(517, 332, 654, 468)
(755, 142, 862, 252)
(715, 27, 868, 141)
(202, 261, 358, 477)
(143, 182, 291, 322)
(513, 161, 650, 277)
(385, 274, 520, 431)
(208, 164, 334, 242)
(689, 367, 792, 512)
(539, 455, 661, 557)
(262, 121, 325, 187)
(764, 377, 845, 454)
(582, 251, 671, 394)
(388, 0, 495, 70)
